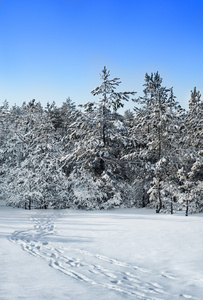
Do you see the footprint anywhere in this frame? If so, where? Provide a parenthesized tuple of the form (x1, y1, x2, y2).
(95, 265, 117, 279)
(180, 294, 193, 299)
(111, 280, 122, 285)
(162, 272, 177, 280)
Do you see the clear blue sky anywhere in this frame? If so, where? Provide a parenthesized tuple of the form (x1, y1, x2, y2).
(0, 0, 202, 112)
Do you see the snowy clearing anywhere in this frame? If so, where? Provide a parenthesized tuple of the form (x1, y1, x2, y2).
(0, 201, 203, 300)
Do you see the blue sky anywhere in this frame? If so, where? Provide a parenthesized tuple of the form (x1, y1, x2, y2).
(0, 0, 202, 112)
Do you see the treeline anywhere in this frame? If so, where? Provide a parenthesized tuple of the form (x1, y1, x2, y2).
(0, 67, 202, 214)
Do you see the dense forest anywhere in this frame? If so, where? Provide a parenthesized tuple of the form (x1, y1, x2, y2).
(0, 67, 202, 214)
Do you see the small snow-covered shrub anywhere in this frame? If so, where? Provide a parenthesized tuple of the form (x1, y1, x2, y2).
(68, 169, 108, 210)
(100, 193, 121, 209)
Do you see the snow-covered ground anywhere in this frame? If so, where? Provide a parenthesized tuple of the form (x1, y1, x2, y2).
(0, 200, 203, 300)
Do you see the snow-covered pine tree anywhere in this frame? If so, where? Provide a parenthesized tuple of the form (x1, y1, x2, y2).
(0, 101, 12, 200)
(61, 67, 136, 207)
(3, 100, 43, 208)
(177, 88, 203, 213)
(3, 100, 70, 209)
(186, 87, 203, 150)
(133, 72, 182, 212)
(188, 153, 203, 213)
(84, 66, 136, 174)
(59, 98, 77, 138)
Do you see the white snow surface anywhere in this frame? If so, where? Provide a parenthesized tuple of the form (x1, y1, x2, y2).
(0, 200, 203, 300)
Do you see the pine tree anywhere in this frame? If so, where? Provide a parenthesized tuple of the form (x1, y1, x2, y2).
(186, 87, 203, 149)
(61, 67, 136, 207)
(133, 72, 181, 212)
(4, 100, 70, 209)
(82, 66, 136, 173)
(177, 88, 203, 213)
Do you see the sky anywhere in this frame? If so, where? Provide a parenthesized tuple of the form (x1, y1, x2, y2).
(0, 0, 202, 113)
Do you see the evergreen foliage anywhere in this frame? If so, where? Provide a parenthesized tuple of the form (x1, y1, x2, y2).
(0, 68, 202, 214)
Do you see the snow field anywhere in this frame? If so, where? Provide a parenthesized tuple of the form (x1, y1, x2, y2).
(0, 204, 203, 299)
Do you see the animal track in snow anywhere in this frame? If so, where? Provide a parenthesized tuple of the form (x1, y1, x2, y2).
(9, 212, 196, 300)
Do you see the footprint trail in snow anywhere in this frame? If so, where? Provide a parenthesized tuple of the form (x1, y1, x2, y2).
(9, 212, 198, 300)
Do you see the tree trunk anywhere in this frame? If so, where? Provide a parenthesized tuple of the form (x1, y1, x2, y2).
(156, 178, 162, 213)
(29, 199, 31, 210)
(102, 124, 106, 146)
(142, 195, 145, 208)
(142, 187, 146, 207)
(185, 199, 189, 216)
(171, 197, 173, 214)
(100, 157, 105, 172)
(157, 93, 162, 213)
